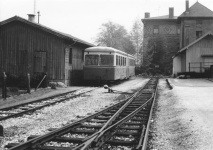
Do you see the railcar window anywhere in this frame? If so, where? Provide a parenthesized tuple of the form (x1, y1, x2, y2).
(120, 56, 122, 66)
(116, 55, 118, 66)
(118, 56, 120, 66)
(122, 57, 124, 66)
(85, 55, 99, 66)
(100, 55, 114, 66)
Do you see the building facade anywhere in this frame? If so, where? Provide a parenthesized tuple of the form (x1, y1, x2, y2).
(172, 1, 213, 76)
(173, 32, 213, 76)
(0, 16, 95, 85)
(142, 0, 213, 75)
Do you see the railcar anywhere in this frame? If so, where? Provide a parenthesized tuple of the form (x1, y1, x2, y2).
(83, 46, 135, 82)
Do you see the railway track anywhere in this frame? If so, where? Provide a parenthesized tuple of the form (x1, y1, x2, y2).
(0, 87, 96, 121)
(6, 78, 158, 150)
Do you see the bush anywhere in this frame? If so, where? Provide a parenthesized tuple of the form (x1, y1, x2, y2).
(0, 72, 47, 89)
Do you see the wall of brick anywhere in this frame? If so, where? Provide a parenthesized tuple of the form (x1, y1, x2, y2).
(142, 20, 180, 74)
(180, 19, 213, 48)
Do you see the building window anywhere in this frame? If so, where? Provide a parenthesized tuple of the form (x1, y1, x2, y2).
(196, 20, 202, 28)
(153, 25, 159, 34)
(69, 48, 72, 64)
(177, 28, 180, 34)
(196, 31, 202, 39)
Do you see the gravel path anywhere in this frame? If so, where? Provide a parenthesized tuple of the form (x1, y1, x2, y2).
(149, 78, 213, 150)
(0, 77, 149, 149)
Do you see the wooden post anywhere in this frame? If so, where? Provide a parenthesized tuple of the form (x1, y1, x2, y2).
(0, 125, 3, 136)
(27, 73, 31, 94)
(2, 72, 7, 99)
(35, 74, 47, 91)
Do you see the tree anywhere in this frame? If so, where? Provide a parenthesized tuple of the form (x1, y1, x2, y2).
(130, 19, 143, 66)
(95, 21, 135, 54)
(143, 36, 167, 75)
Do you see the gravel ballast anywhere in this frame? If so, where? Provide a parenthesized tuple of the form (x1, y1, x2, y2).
(0, 77, 149, 149)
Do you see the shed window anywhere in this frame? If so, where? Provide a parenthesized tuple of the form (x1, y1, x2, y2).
(69, 48, 72, 64)
(153, 25, 159, 34)
(34, 52, 46, 73)
(82, 50, 84, 61)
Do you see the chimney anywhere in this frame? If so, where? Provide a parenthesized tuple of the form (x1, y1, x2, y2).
(145, 12, 150, 18)
(27, 14, 35, 22)
(186, 0, 189, 13)
(169, 7, 174, 18)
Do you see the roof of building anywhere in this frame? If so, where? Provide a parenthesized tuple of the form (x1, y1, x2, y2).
(0, 16, 95, 47)
(142, 15, 178, 22)
(145, 15, 178, 19)
(179, 2, 213, 18)
(173, 31, 213, 58)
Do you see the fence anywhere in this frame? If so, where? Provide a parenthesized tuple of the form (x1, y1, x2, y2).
(189, 62, 213, 73)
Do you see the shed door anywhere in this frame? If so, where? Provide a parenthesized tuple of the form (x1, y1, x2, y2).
(34, 52, 46, 73)
(65, 48, 72, 85)
(203, 57, 213, 68)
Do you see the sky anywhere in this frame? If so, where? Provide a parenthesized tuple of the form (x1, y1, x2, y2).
(1, 0, 213, 44)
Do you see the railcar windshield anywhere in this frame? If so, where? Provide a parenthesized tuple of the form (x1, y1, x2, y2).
(100, 55, 114, 66)
(85, 55, 99, 66)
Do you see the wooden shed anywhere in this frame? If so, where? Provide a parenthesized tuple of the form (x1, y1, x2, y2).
(173, 32, 213, 77)
(0, 16, 95, 85)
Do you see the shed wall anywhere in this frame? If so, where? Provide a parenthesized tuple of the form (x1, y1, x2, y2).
(186, 35, 213, 72)
(173, 56, 182, 76)
(0, 21, 65, 81)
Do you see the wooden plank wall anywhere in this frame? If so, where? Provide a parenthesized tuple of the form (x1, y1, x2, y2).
(0, 21, 65, 81)
(70, 44, 86, 85)
(186, 36, 213, 72)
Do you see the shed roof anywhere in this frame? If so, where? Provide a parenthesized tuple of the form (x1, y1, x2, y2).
(173, 31, 213, 58)
(179, 2, 213, 18)
(0, 16, 95, 47)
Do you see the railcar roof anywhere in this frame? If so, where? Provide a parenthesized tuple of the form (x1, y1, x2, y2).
(85, 46, 134, 58)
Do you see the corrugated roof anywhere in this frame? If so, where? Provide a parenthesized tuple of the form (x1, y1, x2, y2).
(179, 2, 213, 18)
(173, 31, 213, 58)
(0, 16, 95, 47)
